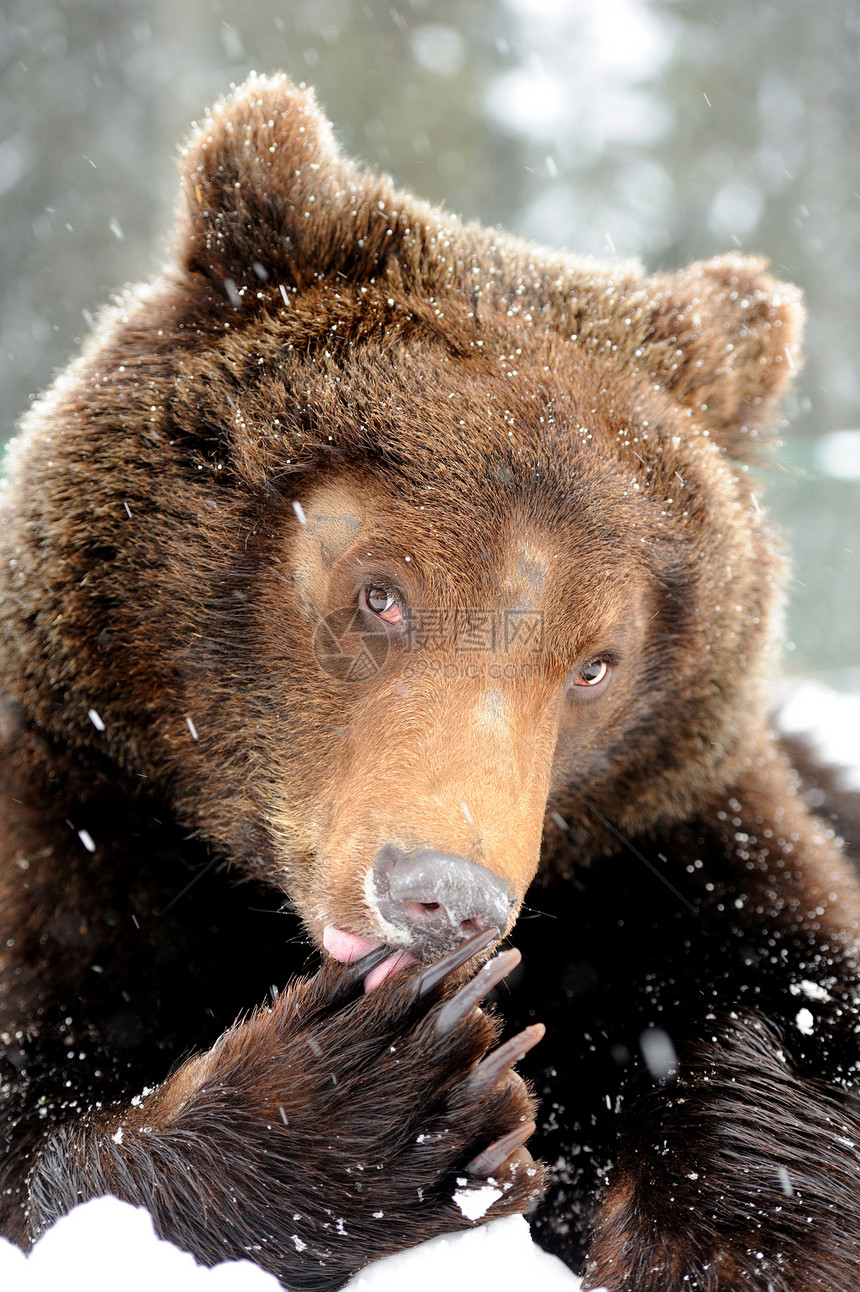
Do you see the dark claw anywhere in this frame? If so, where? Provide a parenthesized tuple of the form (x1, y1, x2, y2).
(434, 947, 521, 1035)
(463, 1023, 545, 1094)
(412, 927, 500, 1001)
(343, 943, 399, 986)
(340, 926, 500, 1000)
(465, 1120, 536, 1178)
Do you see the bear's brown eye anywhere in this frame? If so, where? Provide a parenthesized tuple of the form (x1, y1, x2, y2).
(571, 659, 610, 688)
(365, 587, 403, 626)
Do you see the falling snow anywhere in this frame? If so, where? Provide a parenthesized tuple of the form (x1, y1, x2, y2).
(795, 1008, 815, 1036)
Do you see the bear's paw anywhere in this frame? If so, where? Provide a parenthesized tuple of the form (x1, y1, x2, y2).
(29, 935, 544, 1292)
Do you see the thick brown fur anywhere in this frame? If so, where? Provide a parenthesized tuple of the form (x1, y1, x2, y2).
(2, 73, 860, 1290)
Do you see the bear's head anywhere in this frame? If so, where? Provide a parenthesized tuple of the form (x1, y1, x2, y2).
(1, 75, 802, 978)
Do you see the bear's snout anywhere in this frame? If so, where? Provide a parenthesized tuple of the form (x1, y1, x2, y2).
(370, 843, 514, 957)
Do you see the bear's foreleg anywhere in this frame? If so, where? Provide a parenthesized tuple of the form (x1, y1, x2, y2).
(26, 941, 544, 1292)
(583, 1011, 860, 1292)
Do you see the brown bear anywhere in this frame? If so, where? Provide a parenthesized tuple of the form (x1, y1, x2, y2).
(2, 72, 860, 1292)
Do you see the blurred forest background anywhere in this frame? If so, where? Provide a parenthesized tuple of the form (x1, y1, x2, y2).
(0, 0, 858, 690)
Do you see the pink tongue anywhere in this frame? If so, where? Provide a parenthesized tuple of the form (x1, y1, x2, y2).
(363, 950, 418, 993)
(322, 925, 418, 992)
(322, 926, 380, 963)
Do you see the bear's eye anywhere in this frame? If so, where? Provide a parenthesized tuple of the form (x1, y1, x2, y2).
(571, 659, 610, 688)
(364, 586, 403, 627)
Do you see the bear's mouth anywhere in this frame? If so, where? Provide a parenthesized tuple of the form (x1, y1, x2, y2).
(323, 924, 419, 991)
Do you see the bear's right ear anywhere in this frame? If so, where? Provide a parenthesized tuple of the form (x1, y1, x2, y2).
(629, 254, 804, 455)
(176, 73, 394, 299)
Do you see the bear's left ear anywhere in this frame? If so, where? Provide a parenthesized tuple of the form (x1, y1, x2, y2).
(631, 254, 804, 453)
(175, 73, 394, 298)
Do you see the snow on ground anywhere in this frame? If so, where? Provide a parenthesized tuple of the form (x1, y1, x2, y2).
(775, 678, 860, 791)
(0, 1197, 584, 1292)
(347, 1212, 583, 1290)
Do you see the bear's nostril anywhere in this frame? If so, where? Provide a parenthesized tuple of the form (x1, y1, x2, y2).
(403, 899, 443, 922)
(371, 846, 513, 956)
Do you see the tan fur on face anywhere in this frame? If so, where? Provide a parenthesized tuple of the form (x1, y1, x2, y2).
(290, 482, 369, 610)
(267, 502, 570, 946)
(307, 667, 560, 944)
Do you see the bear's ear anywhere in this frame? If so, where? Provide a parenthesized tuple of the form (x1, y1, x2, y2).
(631, 254, 804, 453)
(176, 73, 393, 298)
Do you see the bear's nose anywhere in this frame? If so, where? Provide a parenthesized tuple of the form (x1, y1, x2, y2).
(371, 844, 514, 956)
